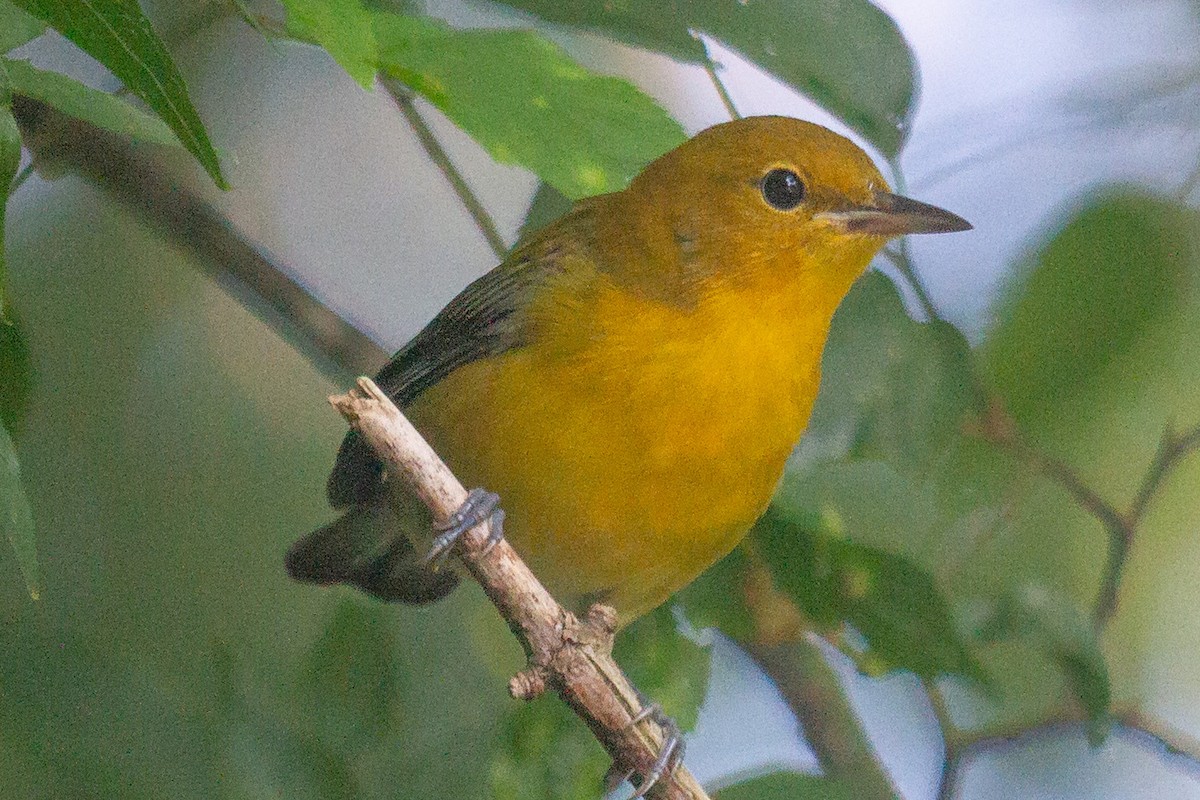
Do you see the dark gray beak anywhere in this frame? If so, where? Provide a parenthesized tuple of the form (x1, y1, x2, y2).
(820, 191, 972, 237)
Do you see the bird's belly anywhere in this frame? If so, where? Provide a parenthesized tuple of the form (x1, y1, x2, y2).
(407, 340, 815, 623)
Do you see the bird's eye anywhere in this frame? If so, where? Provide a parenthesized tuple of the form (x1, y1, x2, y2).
(760, 168, 806, 211)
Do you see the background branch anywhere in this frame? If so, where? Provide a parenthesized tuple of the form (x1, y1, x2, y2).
(332, 377, 710, 800)
(9, 95, 388, 380)
(749, 639, 900, 800)
(971, 403, 1200, 624)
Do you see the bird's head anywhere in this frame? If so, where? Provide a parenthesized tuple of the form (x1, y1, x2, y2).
(607, 116, 970, 301)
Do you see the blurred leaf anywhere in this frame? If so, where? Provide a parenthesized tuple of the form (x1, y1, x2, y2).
(0, 403, 36, 598)
(0, 313, 31, 434)
(0, 621, 217, 795)
(714, 771, 855, 800)
(3, 58, 179, 145)
(282, 0, 378, 89)
(489, 698, 609, 800)
(221, 716, 359, 800)
(9, 0, 227, 187)
(984, 191, 1195, 429)
(0, 0, 44, 53)
(496, 0, 915, 156)
(797, 271, 975, 478)
(0, 74, 17, 317)
(674, 543, 754, 641)
(613, 603, 711, 730)
(975, 585, 1112, 744)
(516, 181, 573, 245)
(374, 12, 686, 198)
(304, 597, 400, 755)
(754, 503, 982, 682)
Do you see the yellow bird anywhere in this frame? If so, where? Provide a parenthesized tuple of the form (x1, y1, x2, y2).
(287, 115, 970, 627)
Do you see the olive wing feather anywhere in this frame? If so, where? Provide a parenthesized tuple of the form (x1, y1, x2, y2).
(325, 208, 593, 508)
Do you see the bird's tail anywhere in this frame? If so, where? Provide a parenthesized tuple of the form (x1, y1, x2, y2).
(285, 504, 459, 604)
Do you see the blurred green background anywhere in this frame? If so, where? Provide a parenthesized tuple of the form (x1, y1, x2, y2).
(2, 1, 1200, 799)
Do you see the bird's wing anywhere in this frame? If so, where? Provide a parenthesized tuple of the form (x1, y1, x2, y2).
(326, 201, 598, 508)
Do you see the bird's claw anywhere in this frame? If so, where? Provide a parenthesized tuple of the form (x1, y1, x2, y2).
(422, 487, 504, 568)
(623, 701, 685, 799)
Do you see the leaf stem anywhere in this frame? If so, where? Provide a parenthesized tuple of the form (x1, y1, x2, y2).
(879, 244, 940, 322)
(701, 41, 741, 121)
(8, 161, 33, 193)
(383, 78, 508, 261)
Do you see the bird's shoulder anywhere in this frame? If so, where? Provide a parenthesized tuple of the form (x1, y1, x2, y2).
(375, 197, 605, 407)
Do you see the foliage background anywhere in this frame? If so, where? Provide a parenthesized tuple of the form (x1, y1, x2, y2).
(2, 0, 1200, 799)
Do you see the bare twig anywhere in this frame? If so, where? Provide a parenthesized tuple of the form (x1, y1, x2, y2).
(382, 78, 509, 261)
(330, 377, 709, 800)
(1127, 424, 1200, 526)
(937, 707, 1200, 799)
(968, 401, 1200, 624)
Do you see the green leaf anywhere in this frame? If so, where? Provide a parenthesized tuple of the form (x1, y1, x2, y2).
(304, 597, 400, 755)
(516, 181, 573, 245)
(983, 191, 1195, 430)
(0, 89, 19, 317)
(282, 0, 378, 89)
(0, 0, 44, 53)
(754, 503, 982, 682)
(714, 771, 855, 800)
(374, 12, 686, 199)
(489, 698, 609, 800)
(975, 585, 1112, 744)
(613, 603, 711, 730)
(0, 314, 32, 435)
(1, 419, 38, 598)
(497, 0, 915, 157)
(9, 0, 227, 187)
(797, 271, 975, 478)
(3, 58, 179, 145)
(674, 544, 754, 641)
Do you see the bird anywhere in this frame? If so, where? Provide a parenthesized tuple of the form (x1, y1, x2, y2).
(287, 114, 970, 630)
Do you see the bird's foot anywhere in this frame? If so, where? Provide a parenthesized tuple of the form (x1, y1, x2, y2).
(605, 700, 686, 798)
(422, 487, 505, 568)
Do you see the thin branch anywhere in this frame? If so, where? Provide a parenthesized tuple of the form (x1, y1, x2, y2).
(701, 44, 741, 121)
(880, 240, 941, 323)
(331, 377, 709, 800)
(952, 713, 1200, 782)
(966, 404, 1200, 624)
(382, 78, 509, 261)
(736, 551, 900, 800)
(932, 698, 1200, 800)
(748, 638, 900, 800)
(1177, 151, 1200, 203)
(1127, 424, 1200, 526)
(9, 95, 387, 380)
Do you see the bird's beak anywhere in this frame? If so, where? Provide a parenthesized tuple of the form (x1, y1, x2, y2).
(820, 191, 972, 237)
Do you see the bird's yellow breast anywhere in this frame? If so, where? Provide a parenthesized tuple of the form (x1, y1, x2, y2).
(406, 260, 842, 623)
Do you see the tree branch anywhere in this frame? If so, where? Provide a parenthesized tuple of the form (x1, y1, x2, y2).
(9, 95, 388, 381)
(969, 402, 1200, 625)
(736, 550, 900, 800)
(748, 639, 900, 800)
(330, 377, 710, 800)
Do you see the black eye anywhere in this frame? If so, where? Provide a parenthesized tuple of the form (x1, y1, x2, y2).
(760, 168, 806, 210)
